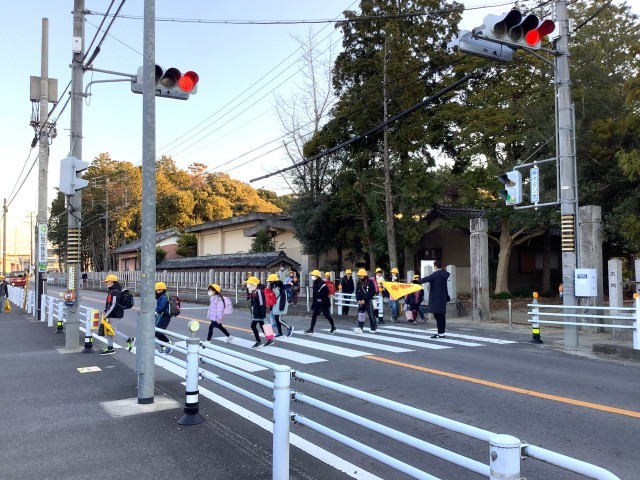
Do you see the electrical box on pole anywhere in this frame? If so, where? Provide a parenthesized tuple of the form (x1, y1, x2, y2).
(59, 155, 89, 195)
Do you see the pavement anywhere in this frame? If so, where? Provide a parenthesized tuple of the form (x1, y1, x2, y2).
(1, 295, 636, 480)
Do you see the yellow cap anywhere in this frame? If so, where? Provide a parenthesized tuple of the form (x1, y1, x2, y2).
(345, 269, 352, 274)
(155, 282, 167, 290)
(391, 267, 399, 274)
(413, 274, 419, 280)
(310, 269, 321, 277)
(0, 275, 4, 280)
(324, 272, 331, 277)
(267, 273, 280, 282)
(103, 274, 118, 282)
(375, 267, 383, 273)
(357, 268, 368, 276)
(246, 276, 260, 285)
(208, 283, 220, 293)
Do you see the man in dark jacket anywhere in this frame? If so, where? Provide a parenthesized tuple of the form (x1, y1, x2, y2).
(354, 268, 377, 334)
(305, 270, 336, 335)
(418, 260, 451, 338)
(339, 269, 355, 315)
(100, 274, 126, 355)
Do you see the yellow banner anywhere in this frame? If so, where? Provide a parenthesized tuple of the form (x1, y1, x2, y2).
(101, 318, 115, 336)
(384, 282, 423, 300)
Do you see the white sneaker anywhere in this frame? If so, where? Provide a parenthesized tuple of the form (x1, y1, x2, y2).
(225, 336, 233, 343)
(353, 327, 363, 334)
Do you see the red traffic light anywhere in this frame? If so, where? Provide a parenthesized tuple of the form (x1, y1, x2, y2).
(178, 71, 199, 92)
(525, 19, 555, 46)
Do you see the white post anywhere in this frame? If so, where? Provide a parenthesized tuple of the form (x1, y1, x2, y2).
(633, 295, 639, 351)
(272, 365, 291, 480)
(178, 337, 205, 425)
(489, 434, 521, 480)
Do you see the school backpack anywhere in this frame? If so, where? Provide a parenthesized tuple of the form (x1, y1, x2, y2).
(167, 295, 181, 317)
(119, 289, 134, 310)
(264, 288, 277, 308)
(222, 297, 233, 315)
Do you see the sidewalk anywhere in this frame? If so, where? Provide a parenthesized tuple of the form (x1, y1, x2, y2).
(0, 307, 346, 480)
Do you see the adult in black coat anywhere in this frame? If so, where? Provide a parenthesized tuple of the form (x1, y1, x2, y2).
(305, 270, 336, 334)
(339, 269, 355, 315)
(418, 260, 450, 338)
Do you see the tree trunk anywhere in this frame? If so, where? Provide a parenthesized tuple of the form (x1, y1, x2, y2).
(494, 220, 513, 294)
(403, 245, 414, 279)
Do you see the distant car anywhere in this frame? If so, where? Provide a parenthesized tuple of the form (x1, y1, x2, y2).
(8, 271, 27, 287)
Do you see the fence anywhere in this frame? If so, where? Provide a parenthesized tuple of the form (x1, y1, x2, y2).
(528, 294, 640, 350)
(9, 285, 621, 480)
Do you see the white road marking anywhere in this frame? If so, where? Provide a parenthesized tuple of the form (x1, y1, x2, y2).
(382, 325, 518, 344)
(376, 327, 483, 346)
(309, 332, 413, 353)
(280, 336, 372, 357)
(331, 329, 452, 350)
(200, 346, 268, 372)
(214, 336, 327, 364)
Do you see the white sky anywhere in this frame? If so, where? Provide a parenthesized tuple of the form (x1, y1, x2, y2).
(1, 1, 635, 259)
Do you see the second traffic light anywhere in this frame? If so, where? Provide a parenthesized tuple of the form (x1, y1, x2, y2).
(59, 155, 90, 196)
(483, 10, 555, 50)
(497, 170, 523, 205)
(131, 65, 199, 100)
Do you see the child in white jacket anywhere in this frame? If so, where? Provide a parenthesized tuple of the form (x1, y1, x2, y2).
(207, 284, 233, 343)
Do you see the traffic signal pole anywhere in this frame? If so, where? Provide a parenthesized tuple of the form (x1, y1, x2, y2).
(555, 0, 580, 348)
(66, 0, 85, 350)
(138, 0, 157, 404)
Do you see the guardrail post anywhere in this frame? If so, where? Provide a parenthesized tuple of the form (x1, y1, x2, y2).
(272, 364, 291, 480)
(633, 294, 639, 351)
(82, 309, 94, 353)
(55, 301, 65, 333)
(178, 337, 205, 425)
(489, 434, 521, 480)
(377, 292, 384, 324)
(529, 292, 543, 344)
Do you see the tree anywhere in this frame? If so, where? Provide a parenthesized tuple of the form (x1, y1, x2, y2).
(156, 247, 167, 264)
(176, 233, 197, 257)
(250, 229, 276, 252)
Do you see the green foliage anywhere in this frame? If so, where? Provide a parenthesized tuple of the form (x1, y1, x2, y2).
(250, 229, 276, 252)
(156, 247, 167, 264)
(490, 292, 513, 300)
(176, 233, 197, 257)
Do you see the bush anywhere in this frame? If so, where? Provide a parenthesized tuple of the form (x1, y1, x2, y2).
(490, 292, 513, 300)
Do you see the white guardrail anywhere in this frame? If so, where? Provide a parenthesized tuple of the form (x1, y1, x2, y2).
(528, 294, 640, 350)
(9, 285, 621, 480)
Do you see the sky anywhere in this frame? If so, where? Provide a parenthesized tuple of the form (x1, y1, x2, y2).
(1, 1, 637, 262)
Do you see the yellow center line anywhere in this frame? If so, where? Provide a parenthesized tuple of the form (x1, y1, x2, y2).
(365, 355, 640, 419)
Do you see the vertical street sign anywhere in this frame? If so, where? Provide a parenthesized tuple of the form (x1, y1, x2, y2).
(530, 166, 540, 204)
(38, 224, 48, 272)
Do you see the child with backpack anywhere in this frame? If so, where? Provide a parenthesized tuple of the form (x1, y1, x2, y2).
(154, 282, 174, 354)
(246, 276, 272, 348)
(206, 283, 233, 343)
(266, 274, 294, 337)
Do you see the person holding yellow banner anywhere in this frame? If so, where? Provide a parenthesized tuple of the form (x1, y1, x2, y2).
(99, 274, 127, 355)
(0, 276, 8, 314)
(417, 260, 451, 338)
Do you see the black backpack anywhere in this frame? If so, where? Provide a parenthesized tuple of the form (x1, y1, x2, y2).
(120, 289, 134, 310)
(167, 295, 181, 317)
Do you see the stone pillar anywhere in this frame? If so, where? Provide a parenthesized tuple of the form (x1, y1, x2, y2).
(470, 218, 490, 322)
(608, 259, 628, 340)
(636, 259, 640, 296)
(579, 206, 603, 304)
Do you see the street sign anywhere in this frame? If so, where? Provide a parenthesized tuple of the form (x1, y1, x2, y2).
(530, 166, 540, 203)
(38, 224, 48, 273)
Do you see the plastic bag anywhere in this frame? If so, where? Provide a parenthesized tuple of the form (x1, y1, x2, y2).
(4, 299, 11, 313)
(263, 323, 275, 340)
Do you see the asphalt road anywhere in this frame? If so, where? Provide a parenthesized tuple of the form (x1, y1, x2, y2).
(49, 286, 640, 480)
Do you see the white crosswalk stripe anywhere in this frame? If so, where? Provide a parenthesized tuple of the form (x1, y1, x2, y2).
(329, 329, 452, 350)
(308, 332, 413, 353)
(201, 344, 268, 372)
(380, 326, 518, 344)
(279, 336, 373, 357)
(376, 327, 483, 346)
(214, 336, 327, 364)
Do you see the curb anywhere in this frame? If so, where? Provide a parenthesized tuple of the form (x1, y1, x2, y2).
(592, 343, 640, 362)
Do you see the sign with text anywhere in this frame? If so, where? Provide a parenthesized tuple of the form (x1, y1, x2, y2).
(530, 166, 540, 203)
(38, 224, 48, 272)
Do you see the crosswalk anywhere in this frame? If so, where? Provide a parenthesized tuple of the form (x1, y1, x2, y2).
(202, 325, 519, 372)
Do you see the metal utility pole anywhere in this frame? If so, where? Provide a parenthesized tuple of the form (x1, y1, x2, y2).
(555, 0, 580, 348)
(138, 0, 157, 404)
(66, 0, 85, 350)
(36, 18, 50, 319)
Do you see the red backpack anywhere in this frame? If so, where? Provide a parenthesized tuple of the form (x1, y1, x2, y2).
(264, 288, 277, 308)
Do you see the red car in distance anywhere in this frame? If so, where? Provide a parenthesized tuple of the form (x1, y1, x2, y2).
(8, 271, 28, 287)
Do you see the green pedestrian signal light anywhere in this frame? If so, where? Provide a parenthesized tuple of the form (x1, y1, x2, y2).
(497, 170, 523, 205)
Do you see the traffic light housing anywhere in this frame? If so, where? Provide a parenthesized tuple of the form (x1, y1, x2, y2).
(483, 10, 555, 50)
(59, 155, 90, 195)
(497, 170, 523, 205)
(131, 65, 199, 100)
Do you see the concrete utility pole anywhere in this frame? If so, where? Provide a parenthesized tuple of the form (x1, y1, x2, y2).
(555, 0, 580, 348)
(36, 18, 50, 319)
(2, 199, 6, 274)
(66, 0, 85, 350)
(382, 37, 398, 270)
(138, 0, 157, 404)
